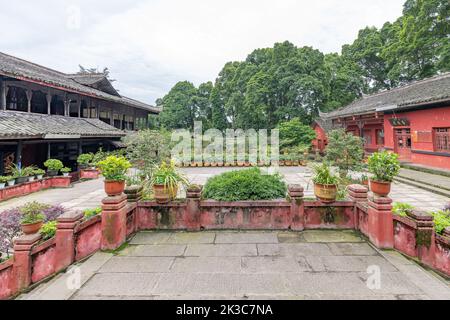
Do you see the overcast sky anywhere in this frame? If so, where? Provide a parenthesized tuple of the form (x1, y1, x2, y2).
(0, 0, 405, 105)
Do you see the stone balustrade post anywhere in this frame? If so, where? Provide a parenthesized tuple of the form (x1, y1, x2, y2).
(347, 184, 368, 203)
(12, 233, 41, 291)
(407, 209, 436, 267)
(101, 194, 128, 250)
(186, 185, 202, 231)
(55, 211, 84, 272)
(288, 184, 304, 231)
(367, 195, 394, 248)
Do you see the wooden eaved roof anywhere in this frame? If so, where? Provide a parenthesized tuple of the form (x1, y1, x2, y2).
(0, 111, 125, 140)
(0, 52, 160, 114)
(320, 72, 450, 119)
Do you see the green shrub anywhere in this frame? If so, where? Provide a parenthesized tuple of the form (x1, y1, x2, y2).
(202, 168, 287, 201)
(97, 156, 131, 181)
(0, 176, 10, 183)
(431, 210, 450, 234)
(61, 167, 71, 173)
(40, 221, 57, 240)
(77, 153, 94, 166)
(312, 163, 339, 185)
(20, 201, 47, 224)
(83, 207, 102, 219)
(278, 118, 316, 150)
(325, 129, 364, 177)
(44, 159, 64, 171)
(33, 169, 46, 176)
(367, 151, 400, 182)
(392, 202, 414, 217)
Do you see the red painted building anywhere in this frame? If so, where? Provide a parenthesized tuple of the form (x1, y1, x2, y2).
(312, 119, 331, 153)
(319, 73, 450, 170)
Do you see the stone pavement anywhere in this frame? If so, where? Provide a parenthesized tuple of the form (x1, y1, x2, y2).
(0, 178, 105, 212)
(399, 168, 450, 191)
(19, 230, 450, 300)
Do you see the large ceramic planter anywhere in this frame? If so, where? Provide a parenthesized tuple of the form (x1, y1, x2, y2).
(285, 160, 293, 166)
(28, 176, 36, 182)
(36, 175, 44, 180)
(0, 183, 5, 189)
(314, 183, 338, 203)
(47, 170, 59, 177)
(369, 180, 391, 197)
(104, 180, 125, 196)
(21, 221, 43, 235)
(7, 180, 15, 187)
(153, 184, 178, 204)
(15, 176, 28, 184)
(63, 173, 70, 177)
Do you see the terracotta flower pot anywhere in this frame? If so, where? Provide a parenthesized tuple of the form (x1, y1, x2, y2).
(21, 221, 43, 235)
(285, 160, 293, 166)
(314, 183, 337, 203)
(104, 180, 125, 196)
(153, 184, 178, 204)
(369, 180, 391, 197)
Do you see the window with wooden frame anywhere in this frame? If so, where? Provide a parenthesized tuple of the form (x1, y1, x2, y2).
(434, 128, 450, 152)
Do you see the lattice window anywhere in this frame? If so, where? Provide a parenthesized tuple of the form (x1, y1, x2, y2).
(434, 128, 450, 152)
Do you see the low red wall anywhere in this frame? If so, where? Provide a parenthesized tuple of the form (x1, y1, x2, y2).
(0, 177, 71, 202)
(75, 216, 102, 261)
(393, 216, 418, 258)
(0, 259, 15, 300)
(80, 169, 100, 180)
(31, 239, 56, 283)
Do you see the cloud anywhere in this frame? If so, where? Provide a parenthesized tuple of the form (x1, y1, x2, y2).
(0, 0, 405, 104)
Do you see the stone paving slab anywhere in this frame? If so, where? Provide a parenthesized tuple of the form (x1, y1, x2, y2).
(98, 257, 175, 273)
(185, 244, 258, 257)
(130, 244, 187, 257)
(257, 243, 333, 256)
(327, 243, 378, 256)
(215, 232, 278, 244)
(302, 230, 364, 243)
(19, 231, 450, 300)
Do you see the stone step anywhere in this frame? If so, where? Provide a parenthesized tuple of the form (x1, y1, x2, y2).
(397, 172, 450, 192)
(394, 176, 450, 198)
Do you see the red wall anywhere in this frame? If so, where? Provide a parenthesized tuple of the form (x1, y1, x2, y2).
(312, 124, 327, 152)
(384, 106, 450, 170)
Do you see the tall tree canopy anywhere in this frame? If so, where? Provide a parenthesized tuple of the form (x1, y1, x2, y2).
(158, 0, 449, 131)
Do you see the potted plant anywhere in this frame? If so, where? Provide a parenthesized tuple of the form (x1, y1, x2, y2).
(151, 160, 189, 204)
(9, 163, 29, 184)
(61, 167, 71, 177)
(6, 175, 16, 187)
(285, 154, 293, 166)
(0, 176, 8, 189)
(44, 159, 64, 177)
(97, 156, 131, 196)
(77, 153, 94, 170)
(367, 151, 400, 197)
(20, 201, 45, 235)
(360, 174, 369, 186)
(23, 166, 37, 182)
(312, 162, 339, 203)
(34, 168, 45, 180)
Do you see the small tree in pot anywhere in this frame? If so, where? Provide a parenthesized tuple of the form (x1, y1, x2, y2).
(97, 156, 131, 196)
(367, 151, 400, 197)
(61, 167, 71, 177)
(312, 162, 339, 203)
(77, 153, 94, 170)
(44, 159, 64, 176)
(20, 201, 46, 234)
(151, 160, 189, 204)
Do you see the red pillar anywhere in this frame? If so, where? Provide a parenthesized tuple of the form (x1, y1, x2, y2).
(347, 184, 368, 230)
(407, 209, 435, 267)
(101, 194, 128, 250)
(12, 233, 41, 291)
(367, 195, 394, 248)
(55, 211, 83, 272)
(186, 185, 202, 231)
(289, 185, 304, 231)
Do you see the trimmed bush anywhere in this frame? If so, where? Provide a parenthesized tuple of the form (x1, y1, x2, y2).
(202, 168, 287, 201)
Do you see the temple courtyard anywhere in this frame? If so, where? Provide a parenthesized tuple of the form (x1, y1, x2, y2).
(19, 230, 450, 300)
(0, 166, 448, 212)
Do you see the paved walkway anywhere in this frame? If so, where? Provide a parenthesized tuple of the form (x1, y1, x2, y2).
(399, 168, 450, 191)
(0, 167, 448, 212)
(19, 230, 450, 300)
(0, 178, 105, 212)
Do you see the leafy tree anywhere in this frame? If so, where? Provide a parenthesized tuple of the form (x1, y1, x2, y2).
(325, 129, 364, 178)
(278, 118, 316, 150)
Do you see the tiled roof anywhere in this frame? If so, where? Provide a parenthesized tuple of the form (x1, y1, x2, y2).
(0, 52, 160, 114)
(313, 118, 333, 132)
(320, 73, 450, 119)
(0, 111, 125, 139)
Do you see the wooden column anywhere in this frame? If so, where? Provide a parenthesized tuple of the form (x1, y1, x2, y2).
(110, 107, 114, 126)
(46, 92, 52, 115)
(77, 100, 81, 118)
(16, 140, 23, 166)
(26, 89, 33, 113)
(0, 78, 6, 110)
